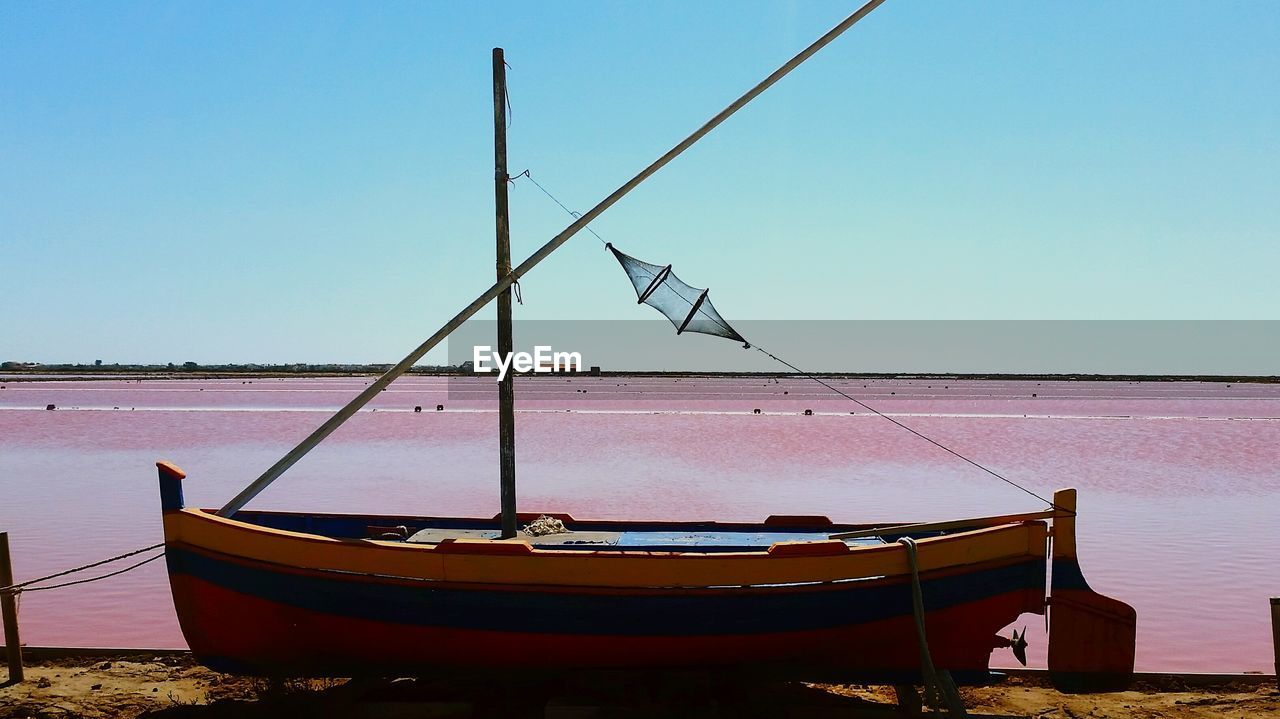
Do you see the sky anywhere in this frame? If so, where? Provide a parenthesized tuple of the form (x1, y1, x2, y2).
(2, 1, 1278, 366)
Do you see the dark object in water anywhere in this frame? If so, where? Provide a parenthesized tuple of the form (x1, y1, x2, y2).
(804, 409, 814, 416)
(414, 406, 422, 413)
(436, 404, 444, 412)
(46, 404, 55, 411)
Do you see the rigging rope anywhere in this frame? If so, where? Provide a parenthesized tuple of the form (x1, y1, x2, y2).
(503, 60, 513, 130)
(510, 170, 608, 245)
(517, 171, 1066, 513)
(754, 346, 1060, 509)
(0, 543, 165, 597)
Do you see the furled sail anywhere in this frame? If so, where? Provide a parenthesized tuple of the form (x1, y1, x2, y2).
(607, 243, 747, 345)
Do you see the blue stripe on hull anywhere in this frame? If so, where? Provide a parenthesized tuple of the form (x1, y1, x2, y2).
(167, 547, 1044, 636)
(1051, 558, 1090, 591)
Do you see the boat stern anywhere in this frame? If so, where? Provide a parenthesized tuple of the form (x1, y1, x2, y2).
(1047, 488, 1137, 692)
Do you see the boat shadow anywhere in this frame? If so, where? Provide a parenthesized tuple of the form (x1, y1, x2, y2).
(137, 672, 1028, 718)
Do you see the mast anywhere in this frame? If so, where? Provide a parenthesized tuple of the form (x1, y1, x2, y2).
(493, 48, 518, 539)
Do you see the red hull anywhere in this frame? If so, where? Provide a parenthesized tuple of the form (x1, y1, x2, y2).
(171, 573, 1030, 679)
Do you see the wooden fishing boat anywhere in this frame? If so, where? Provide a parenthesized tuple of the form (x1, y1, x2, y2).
(156, 1, 1136, 693)
(158, 464, 1133, 688)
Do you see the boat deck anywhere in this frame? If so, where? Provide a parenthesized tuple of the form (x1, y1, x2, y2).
(406, 527, 886, 551)
(224, 509, 897, 553)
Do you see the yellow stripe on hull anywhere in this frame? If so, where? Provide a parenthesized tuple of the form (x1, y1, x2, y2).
(163, 508, 1048, 589)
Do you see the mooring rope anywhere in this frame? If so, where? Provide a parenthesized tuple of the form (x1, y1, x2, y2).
(898, 537, 969, 717)
(0, 543, 165, 597)
(899, 537, 944, 711)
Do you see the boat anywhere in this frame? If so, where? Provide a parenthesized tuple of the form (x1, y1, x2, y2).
(158, 468, 1132, 688)
(156, 0, 1136, 694)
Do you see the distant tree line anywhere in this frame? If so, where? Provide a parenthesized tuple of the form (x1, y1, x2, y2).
(0, 361, 468, 376)
(1, 361, 1275, 383)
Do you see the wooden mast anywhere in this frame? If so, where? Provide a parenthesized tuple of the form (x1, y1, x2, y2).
(493, 48, 518, 539)
(216, 0, 888, 517)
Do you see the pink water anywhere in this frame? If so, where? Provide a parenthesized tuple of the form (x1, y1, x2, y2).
(1, 376, 1277, 673)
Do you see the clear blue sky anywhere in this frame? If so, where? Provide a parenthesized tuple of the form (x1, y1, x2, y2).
(3, 1, 1277, 364)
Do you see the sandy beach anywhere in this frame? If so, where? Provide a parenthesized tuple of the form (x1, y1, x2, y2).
(2, 654, 1276, 718)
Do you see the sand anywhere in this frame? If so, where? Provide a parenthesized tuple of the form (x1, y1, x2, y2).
(1, 656, 1276, 718)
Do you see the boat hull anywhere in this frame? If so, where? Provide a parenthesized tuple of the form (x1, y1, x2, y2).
(154, 461, 1144, 685)
(165, 541, 1044, 680)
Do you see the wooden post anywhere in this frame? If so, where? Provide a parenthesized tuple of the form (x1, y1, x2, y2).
(493, 47, 518, 539)
(1271, 597, 1279, 688)
(1, 532, 23, 684)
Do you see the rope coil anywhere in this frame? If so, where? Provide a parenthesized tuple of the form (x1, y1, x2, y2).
(523, 515, 569, 536)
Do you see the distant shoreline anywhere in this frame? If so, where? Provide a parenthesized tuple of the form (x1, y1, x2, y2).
(2, 366, 1277, 383)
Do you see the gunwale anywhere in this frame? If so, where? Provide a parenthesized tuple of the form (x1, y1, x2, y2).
(163, 507, 1049, 589)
